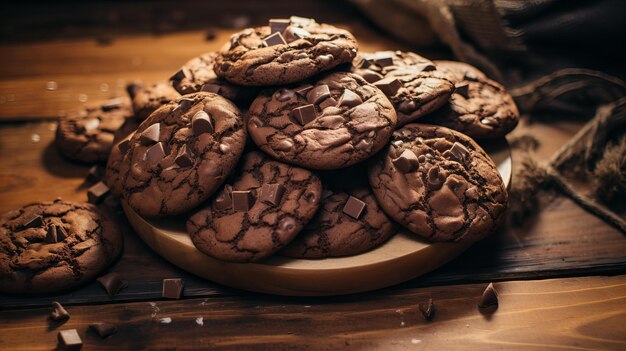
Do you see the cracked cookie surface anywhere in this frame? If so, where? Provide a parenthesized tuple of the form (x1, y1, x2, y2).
(56, 98, 137, 163)
(0, 199, 122, 294)
(187, 151, 322, 262)
(103, 133, 134, 195)
(368, 124, 507, 242)
(352, 51, 454, 126)
(127, 82, 180, 122)
(247, 71, 397, 170)
(423, 61, 519, 139)
(214, 17, 358, 86)
(120, 92, 246, 217)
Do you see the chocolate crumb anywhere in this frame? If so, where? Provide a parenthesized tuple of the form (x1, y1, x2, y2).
(50, 301, 70, 321)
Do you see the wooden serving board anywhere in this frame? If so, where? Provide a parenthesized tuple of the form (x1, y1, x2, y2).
(124, 139, 511, 296)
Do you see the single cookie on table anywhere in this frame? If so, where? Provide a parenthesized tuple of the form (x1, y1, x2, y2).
(352, 51, 454, 126)
(119, 92, 246, 217)
(103, 132, 134, 195)
(126, 82, 180, 122)
(281, 166, 396, 258)
(247, 71, 397, 170)
(368, 124, 508, 242)
(187, 151, 323, 262)
(56, 98, 137, 163)
(214, 16, 358, 86)
(0, 199, 122, 294)
(169, 51, 257, 105)
(421, 61, 519, 139)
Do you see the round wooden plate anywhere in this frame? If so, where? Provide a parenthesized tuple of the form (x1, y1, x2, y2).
(124, 139, 511, 296)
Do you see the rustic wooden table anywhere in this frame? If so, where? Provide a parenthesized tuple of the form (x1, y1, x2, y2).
(1, 21, 625, 350)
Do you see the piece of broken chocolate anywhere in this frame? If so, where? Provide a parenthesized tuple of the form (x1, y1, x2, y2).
(292, 104, 317, 125)
(97, 272, 128, 298)
(140, 123, 160, 145)
(373, 77, 402, 96)
(338, 89, 362, 108)
(343, 196, 367, 220)
(50, 301, 70, 321)
(392, 149, 419, 173)
(263, 32, 287, 47)
(259, 183, 286, 206)
(89, 323, 118, 339)
(192, 110, 213, 135)
(87, 182, 110, 204)
(232, 190, 256, 212)
(162, 278, 184, 299)
(175, 145, 193, 168)
(269, 19, 290, 34)
(419, 298, 435, 321)
(306, 85, 331, 105)
(478, 282, 499, 309)
(57, 329, 82, 350)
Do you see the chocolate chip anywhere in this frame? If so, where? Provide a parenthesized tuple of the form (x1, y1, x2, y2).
(57, 329, 82, 350)
(338, 89, 363, 108)
(259, 183, 286, 206)
(178, 97, 195, 110)
(392, 149, 419, 173)
(97, 272, 128, 298)
(232, 190, 256, 212)
(343, 196, 367, 220)
(306, 85, 331, 105)
(373, 77, 402, 96)
(414, 62, 436, 72)
(269, 19, 290, 34)
(87, 181, 110, 204)
(358, 58, 372, 69)
(373, 53, 394, 67)
(140, 123, 160, 145)
(219, 143, 230, 154)
(455, 83, 470, 99)
(86, 165, 103, 183)
(292, 104, 317, 125)
(20, 213, 43, 230)
(275, 88, 296, 102)
(145, 142, 167, 167)
(82, 118, 100, 132)
(118, 139, 130, 154)
(284, 26, 311, 42)
(427, 166, 445, 188)
(319, 97, 337, 110)
(419, 298, 435, 321)
(478, 283, 499, 309)
(360, 70, 383, 83)
(45, 225, 67, 243)
(290, 16, 312, 25)
(214, 185, 233, 211)
(355, 139, 372, 151)
(449, 142, 469, 163)
(277, 217, 296, 236)
(294, 84, 314, 97)
(275, 139, 293, 152)
(89, 323, 117, 339)
(481, 117, 499, 126)
(175, 144, 193, 168)
(200, 83, 221, 94)
(317, 54, 333, 65)
(192, 110, 213, 136)
(50, 301, 70, 321)
(263, 32, 287, 47)
(162, 278, 184, 299)
(170, 69, 187, 81)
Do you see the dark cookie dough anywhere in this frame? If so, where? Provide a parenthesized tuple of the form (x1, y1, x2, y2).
(56, 98, 137, 164)
(214, 16, 358, 86)
(423, 61, 519, 139)
(247, 71, 397, 170)
(368, 124, 508, 242)
(0, 199, 122, 294)
(103, 132, 134, 195)
(282, 167, 396, 258)
(119, 92, 246, 217)
(127, 82, 180, 122)
(187, 151, 323, 262)
(352, 51, 454, 126)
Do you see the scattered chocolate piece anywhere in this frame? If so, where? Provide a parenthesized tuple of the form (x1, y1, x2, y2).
(87, 182, 110, 204)
(89, 323, 118, 339)
(21, 213, 43, 230)
(419, 298, 435, 321)
(294, 84, 314, 96)
(306, 85, 331, 105)
(170, 69, 186, 81)
(478, 283, 499, 309)
(118, 139, 130, 154)
(342, 196, 367, 220)
(86, 165, 103, 183)
(292, 104, 317, 125)
(162, 278, 184, 299)
(449, 142, 469, 163)
(50, 301, 70, 321)
(338, 89, 363, 108)
(175, 145, 193, 168)
(455, 83, 470, 99)
(45, 225, 67, 243)
(259, 183, 286, 206)
(97, 272, 128, 298)
(200, 83, 221, 94)
(269, 19, 290, 34)
(392, 149, 419, 173)
(140, 123, 160, 145)
(232, 190, 256, 212)
(319, 97, 337, 110)
(145, 142, 167, 167)
(358, 58, 372, 69)
(192, 110, 213, 136)
(373, 53, 394, 67)
(214, 185, 233, 211)
(263, 32, 287, 47)
(360, 70, 384, 83)
(373, 77, 403, 96)
(57, 329, 82, 350)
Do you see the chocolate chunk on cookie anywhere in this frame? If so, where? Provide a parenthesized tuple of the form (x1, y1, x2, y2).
(56, 98, 137, 163)
(214, 16, 358, 86)
(352, 51, 454, 126)
(247, 72, 397, 169)
(126, 82, 180, 122)
(0, 199, 122, 294)
(423, 61, 520, 139)
(282, 166, 396, 258)
(368, 124, 507, 242)
(119, 92, 246, 217)
(187, 151, 323, 262)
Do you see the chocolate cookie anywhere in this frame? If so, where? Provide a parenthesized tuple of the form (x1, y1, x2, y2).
(423, 61, 520, 139)
(170, 52, 256, 104)
(103, 133, 134, 195)
(352, 51, 454, 126)
(127, 82, 180, 122)
(282, 167, 396, 258)
(0, 199, 122, 294)
(120, 92, 246, 217)
(214, 16, 358, 86)
(187, 151, 323, 262)
(368, 124, 508, 242)
(56, 98, 137, 164)
(247, 71, 397, 169)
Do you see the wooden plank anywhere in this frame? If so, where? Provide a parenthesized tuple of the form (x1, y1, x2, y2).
(1, 275, 625, 350)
